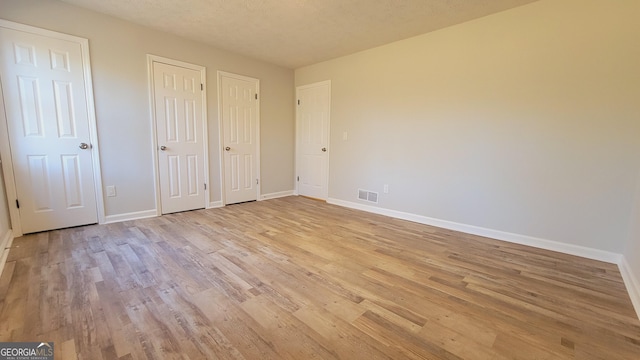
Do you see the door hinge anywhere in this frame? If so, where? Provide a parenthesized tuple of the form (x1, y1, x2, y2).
(255, 93, 258, 100)
(256, 179, 259, 185)
(16, 199, 19, 209)
(297, 99, 300, 105)
(201, 84, 204, 91)
(297, 176, 299, 182)
(204, 183, 207, 190)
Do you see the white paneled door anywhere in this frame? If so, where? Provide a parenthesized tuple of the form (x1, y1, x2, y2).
(153, 61, 206, 214)
(297, 81, 330, 200)
(0, 24, 99, 234)
(220, 72, 259, 205)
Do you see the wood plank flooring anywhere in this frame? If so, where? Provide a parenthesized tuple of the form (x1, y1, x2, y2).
(0, 196, 639, 359)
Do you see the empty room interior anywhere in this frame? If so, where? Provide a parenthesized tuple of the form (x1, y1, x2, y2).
(1, 0, 640, 359)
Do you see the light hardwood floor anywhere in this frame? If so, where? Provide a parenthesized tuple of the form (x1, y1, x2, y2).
(0, 196, 639, 359)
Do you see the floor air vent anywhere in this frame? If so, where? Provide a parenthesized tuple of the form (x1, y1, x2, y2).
(358, 189, 379, 203)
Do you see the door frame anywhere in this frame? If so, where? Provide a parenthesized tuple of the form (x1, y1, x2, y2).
(147, 54, 209, 215)
(217, 71, 261, 206)
(0, 19, 105, 237)
(295, 80, 331, 200)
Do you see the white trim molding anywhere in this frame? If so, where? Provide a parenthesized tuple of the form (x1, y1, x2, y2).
(327, 198, 623, 265)
(260, 191, 295, 201)
(208, 201, 224, 209)
(620, 256, 640, 319)
(0, 229, 14, 278)
(104, 210, 157, 224)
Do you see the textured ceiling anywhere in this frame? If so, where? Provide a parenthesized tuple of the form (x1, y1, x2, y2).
(59, 0, 539, 69)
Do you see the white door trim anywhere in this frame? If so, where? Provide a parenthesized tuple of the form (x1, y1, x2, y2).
(295, 80, 331, 199)
(0, 76, 19, 234)
(0, 19, 105, 236)
(217, 71, 261, 206)
(147, 54, 209, 215)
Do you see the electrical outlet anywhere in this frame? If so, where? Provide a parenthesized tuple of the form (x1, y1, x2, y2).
(343, 131, 348, 140)
(106, 185, 117, 197)
(383, 184, 389, 194)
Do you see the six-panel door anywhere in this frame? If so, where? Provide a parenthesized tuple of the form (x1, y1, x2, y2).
(221, 73, 259, 205)
(297, 82, 330, 200)
(153, 62, 206, 214)
(0, 26, 98, 233)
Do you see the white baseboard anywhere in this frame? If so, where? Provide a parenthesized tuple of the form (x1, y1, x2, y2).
(619, 256, 640, 319)
(104, 209, 158, 224)
(327, 198, 622, 264)
(0, 229, 14, 278)
(208, 191, 294, 208)
(208, 201, 224, 208)
(260, 190, 295, 201)
(0, 229, 11, 251)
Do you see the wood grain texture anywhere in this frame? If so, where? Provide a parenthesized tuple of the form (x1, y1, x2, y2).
(0, 196, 638, 359)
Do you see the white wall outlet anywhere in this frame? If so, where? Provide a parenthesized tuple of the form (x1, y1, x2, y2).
(383, 184, 389, 194)
(343, 131, 348, 140)
(106, 185, 117, 197)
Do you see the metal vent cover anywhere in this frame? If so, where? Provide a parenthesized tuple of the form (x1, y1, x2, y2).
(358, 189, 378, 203)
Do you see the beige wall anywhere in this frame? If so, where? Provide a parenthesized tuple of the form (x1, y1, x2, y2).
(295, 0, 640, 254)
(0, 0, 295, 217)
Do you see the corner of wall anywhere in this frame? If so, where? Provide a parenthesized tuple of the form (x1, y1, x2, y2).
(619, 256, 640, 320)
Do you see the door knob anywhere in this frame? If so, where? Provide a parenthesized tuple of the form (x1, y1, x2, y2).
(321, 147, 327, 152)
(79, 142, 89, 150)
(160, 146, 167, 151)
(225, 146, 231, 151)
